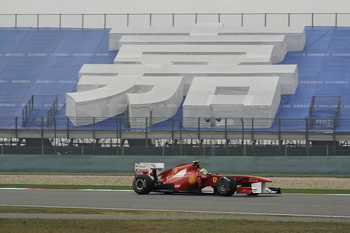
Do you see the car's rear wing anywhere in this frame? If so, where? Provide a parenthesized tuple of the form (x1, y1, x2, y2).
(134, 162, 165, 180)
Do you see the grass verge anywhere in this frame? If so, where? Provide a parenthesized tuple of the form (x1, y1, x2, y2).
(0, 218, 349, 233)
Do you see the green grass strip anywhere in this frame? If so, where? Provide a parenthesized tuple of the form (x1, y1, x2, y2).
(1, 218, 349, 233)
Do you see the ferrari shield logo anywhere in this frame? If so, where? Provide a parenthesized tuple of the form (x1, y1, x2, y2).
(174, 168, 178, 174)
(212, 177, 217, 183)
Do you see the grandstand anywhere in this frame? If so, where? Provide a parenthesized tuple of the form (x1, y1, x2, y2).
(1, 21, 350, 156)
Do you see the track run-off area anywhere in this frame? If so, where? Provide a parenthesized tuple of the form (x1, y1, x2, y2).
(0, 189, 350, 222)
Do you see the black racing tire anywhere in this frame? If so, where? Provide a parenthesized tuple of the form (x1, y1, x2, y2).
(132, 175, 155, 194)
(217, 176, 237, 196)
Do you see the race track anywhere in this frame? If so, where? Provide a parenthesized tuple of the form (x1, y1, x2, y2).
(1, 189, 350, 221)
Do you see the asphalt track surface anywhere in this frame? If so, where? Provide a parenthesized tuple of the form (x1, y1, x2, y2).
(1, 189, 350, 222)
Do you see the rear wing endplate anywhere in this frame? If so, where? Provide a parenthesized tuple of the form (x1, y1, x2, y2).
(135, 162, 165, 179)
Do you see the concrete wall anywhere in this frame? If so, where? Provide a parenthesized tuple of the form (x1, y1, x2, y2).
(1, 155, 349, 174)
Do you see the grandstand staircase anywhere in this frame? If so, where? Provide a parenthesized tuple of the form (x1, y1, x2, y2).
(307, 96, 341, 130)
(22, 95, 58, 127)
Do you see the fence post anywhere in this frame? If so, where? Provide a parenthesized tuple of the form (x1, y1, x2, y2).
(115, 118, 119, 155)
(93, 117, 96, 139)
(54, 117, 57, 155)
(104, 14, 107, 29)
(171, 117, 174, 146)
(15, 14, 17, 28)
(333, 118, 336, 155)
(224, 118, 228, 142)
(311, 13, 314, 27)
(119, 117, 123, 156)
(197, 117, 201, 140)
(119, 117, 122, 144)
(179, 119, 183, 155)
(41, 117, 44, 155)
(241, 118, 245, 156)
(145, 117, 148, 150)
(264, 13, 267, 27)
(278, 118, 281, 150)
(82, 14, 84, 29)
(66, 117, 70, 139)
(251, 118, 255, 153)
(241, 13, 244, 27)
(15, 117, 18, 139)
(305, 118, 309, 156)
(149, 14, 152, 27)
(37, 14, 40, 29)
(210, 118, 215, 156)
(218, 13, 221, 23)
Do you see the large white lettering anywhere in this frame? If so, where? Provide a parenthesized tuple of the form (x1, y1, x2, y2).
(66, 26, 305, 128)
(66, 75, 183, 126)
(183, 76, 281, 128)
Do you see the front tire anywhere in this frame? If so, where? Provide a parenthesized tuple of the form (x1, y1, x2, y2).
(132, 175, 154, 194)
(217, 176, 237, 196)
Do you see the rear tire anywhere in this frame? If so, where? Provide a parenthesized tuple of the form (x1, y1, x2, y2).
(132, 175, 154, 194)
(217, 176, 237, 196)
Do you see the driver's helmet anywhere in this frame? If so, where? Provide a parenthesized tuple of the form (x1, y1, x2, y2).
(199, 168, 208, 175)
(192, 160, 200, 167)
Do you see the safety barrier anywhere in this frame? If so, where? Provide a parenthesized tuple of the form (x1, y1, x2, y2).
(1, 13, 350, 28)
(0, 116, 350, 156)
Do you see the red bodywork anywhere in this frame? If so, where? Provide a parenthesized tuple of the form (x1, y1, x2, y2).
(156, 163, 272, 194)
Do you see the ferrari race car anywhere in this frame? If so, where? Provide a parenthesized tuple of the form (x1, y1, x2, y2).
(132, 162, 281, 196)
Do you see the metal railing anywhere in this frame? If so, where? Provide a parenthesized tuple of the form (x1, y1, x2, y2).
(22, 96, 34, 126)
(3, 116, 350, 130)
(1, 13, 350, 29)
(0, 116, 349, 137)
(308, 96, 341, 130)
(22, 95, 58, 127)
(1, 116, 350, 156)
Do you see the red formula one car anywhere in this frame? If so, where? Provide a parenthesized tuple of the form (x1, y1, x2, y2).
(132, 161, 281, 196)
